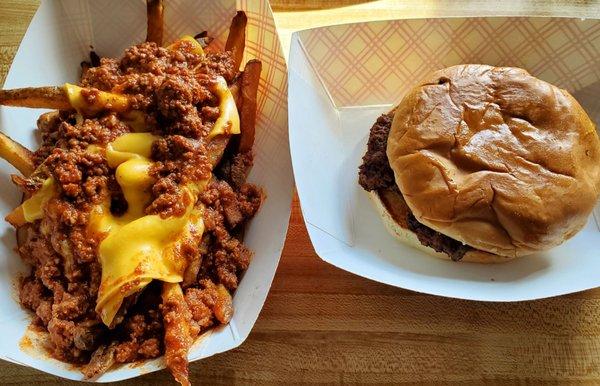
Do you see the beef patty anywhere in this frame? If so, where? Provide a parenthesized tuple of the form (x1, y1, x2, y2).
(358, 111, 472, 261)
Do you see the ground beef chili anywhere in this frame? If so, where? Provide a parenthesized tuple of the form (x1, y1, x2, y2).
(16, 40, 261, 367)
(358, 110, 472, 261)
(198, 180, 262, 289)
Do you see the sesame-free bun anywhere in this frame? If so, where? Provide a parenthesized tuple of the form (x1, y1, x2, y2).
(386, 64, 600, 258)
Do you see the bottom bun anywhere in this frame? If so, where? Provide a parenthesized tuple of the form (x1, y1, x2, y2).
(369, 189, 515, 264)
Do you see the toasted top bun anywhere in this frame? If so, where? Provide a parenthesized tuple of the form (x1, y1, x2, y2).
(386, 64, 600, 258)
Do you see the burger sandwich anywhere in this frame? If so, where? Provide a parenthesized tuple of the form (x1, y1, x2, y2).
(358, 64, 600, 263)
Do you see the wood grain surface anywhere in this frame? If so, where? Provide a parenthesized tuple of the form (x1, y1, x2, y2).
(1, 1, 600, 384)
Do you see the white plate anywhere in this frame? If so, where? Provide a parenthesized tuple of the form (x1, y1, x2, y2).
(0, 0, 292, 382)
(288, 17, 600, 302)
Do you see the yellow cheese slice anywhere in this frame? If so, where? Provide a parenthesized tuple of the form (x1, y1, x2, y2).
(21, 178, 56, 222)
(168, 35, 205, 56)
(64, 83, 130, 116)
(105, 132, 157, 169)
(208, 76, 240, 138)
(91, 132, 209, 326)
(94, 197, 204, 326)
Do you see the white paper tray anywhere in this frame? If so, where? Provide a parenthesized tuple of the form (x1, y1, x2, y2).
(288, 17, 600, 302)
(0, 0, 292, 382)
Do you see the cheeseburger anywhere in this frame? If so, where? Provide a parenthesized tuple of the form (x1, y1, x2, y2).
(358, 64, 600, 263)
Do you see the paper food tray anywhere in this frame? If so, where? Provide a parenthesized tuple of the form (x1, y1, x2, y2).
(0, 0, 292, 382)
(289, 17, 600, 302)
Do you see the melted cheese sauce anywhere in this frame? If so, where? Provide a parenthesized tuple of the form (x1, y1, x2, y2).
(167, 35, 205, 56)
(210, 76, 241, 138)
(22, 178, 56, 222)
(18, 74, 239, 327)
(64, 83, 130, 116)
(91, 132, 207, 326)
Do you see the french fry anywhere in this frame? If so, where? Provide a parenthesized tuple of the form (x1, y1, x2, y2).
(225, 11, 247, 71)
(36, 111, 61, 133)
(5, 205, 25, 228)
(10, 175, 28, 192)
(0, 87, 70, 110)
(214, 284, 233, 324)
(207, 135, 231, 167)
(161, 282, 196, 386)
(82, 343, 117, 380)
(203, 42, 219, 55)
(80, 49, 101, 79)
(90, 50, 100, 67)
(229, 74, 242, 109)
(64, 83, 131, 115)
(182, 234, 210, 288)
(238, 60, 262, 153)
(80, 60, 91, 79)
(193, 31, 214, 48)
(146, 0, 164, 45)
(16, 222, 30, 250)
(0, 132, 35, 176)
(1, 85, 133, 115)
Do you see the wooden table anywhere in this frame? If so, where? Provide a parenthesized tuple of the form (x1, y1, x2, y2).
(1, 1, 600, 384)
